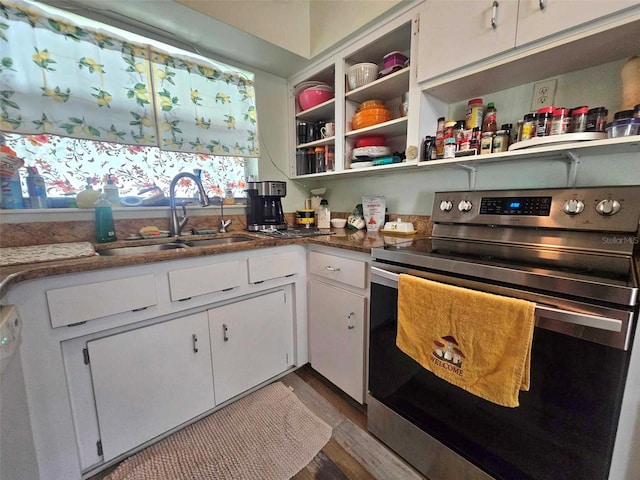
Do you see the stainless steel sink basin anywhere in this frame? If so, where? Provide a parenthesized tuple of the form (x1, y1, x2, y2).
(185, 236, 255, 247)
(99, 243, 189, 256)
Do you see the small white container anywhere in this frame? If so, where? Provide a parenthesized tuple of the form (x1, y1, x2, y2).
(330, 218, 347, 228)
(383, 219, 415, 232)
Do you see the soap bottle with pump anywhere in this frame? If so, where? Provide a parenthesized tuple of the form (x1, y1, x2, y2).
(94, 192, 117, 243)
(103, 174, 120, 206)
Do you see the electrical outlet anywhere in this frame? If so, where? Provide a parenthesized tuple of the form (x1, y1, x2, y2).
(531, 79, 557, 110)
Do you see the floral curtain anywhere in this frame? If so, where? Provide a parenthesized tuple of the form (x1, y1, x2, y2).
(0, 0, 260, 157)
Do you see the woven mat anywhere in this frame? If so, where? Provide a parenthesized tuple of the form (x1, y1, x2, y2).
(104, 381, 332, 480)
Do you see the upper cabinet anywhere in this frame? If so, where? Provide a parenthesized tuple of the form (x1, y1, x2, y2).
(515, 0, 640, 47)
(417, 0, 519, 83)
(289, 11, 418, 179)
(417, 0, 640, 85)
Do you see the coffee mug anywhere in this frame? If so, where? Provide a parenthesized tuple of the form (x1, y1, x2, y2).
(321, 122, 335, 138)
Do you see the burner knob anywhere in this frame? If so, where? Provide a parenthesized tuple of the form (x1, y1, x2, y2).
(439, 200, 453, 212)
(562, 199, 585, 215)
(596, 199, 621, 216)
(458, 200, 473, 212)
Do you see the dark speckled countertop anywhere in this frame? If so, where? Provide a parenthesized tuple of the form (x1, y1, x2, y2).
(0, 228, 430, 298)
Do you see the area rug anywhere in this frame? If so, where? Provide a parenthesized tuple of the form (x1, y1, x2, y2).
(105, 381, 332, 480)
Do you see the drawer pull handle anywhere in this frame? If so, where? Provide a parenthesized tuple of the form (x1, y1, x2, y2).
(132, 306, 148, 312)
(192, 333, 198, 353)
(325, 266, 341, 272)
(347, 312, 355, 330)
(491, 0, 499, 29)
(223, 323, 229, 342)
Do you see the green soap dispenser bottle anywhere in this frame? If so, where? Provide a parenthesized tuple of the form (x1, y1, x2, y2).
(94, 192, 117, 243)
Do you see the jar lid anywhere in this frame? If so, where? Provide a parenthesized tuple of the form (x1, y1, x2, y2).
(482, 132, 494, 137)
(554, 108, 569, 116)
(501, 123, 513, 129)
(496, 130, 507, 135)
(487, 102, 495, 108)
(588, 107, 608, 114)
(571, 106, 589, 114)
(537, 106, 555, 114)
(524, 113, 538, 121)
(467, 98, 484, 105)
(444, 120, 457, 127)
(614, 110, 634, 120)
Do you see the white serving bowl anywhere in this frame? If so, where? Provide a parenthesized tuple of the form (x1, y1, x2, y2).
(347, 63, 379, 90)
(330, 218, 347, 228)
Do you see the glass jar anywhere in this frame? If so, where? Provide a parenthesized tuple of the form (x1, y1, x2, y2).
(435, 117, 446, 157)
(492, 130, 509, 152)
(521, 113, 537, 141)
(480, 132, 493, 155)
(550, 107, 570, 135)
(443, 120, 457, 159)
(569, 106, 589, 133)
(586, 107, 608, 132)
(536, 106, 555, 137)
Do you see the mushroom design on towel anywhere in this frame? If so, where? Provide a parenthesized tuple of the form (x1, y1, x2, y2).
(441, 335, 459, 361)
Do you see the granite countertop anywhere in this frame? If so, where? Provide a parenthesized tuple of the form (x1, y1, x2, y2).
(0, 228, 429, 297)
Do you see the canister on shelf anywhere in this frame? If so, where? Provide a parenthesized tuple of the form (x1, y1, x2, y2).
(435, 116, 445, 157)
(492, 130, 509, 153)
(550, 107, 570, 135)
(482, 102, 497, 133)
(521, 113, 537, 140)
(465, 98, 484, 130)
(569, 106, 589, 133)
(536, 106, 555, 137)
(586, 107, 608, 132)
(422, 136, 436, 161)
(480, 132, 493, 155)
(470, 127, 481, 153)
(443, 120, 457, 159)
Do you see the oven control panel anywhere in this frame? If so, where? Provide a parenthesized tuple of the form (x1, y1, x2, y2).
(432, 187, 640, 232)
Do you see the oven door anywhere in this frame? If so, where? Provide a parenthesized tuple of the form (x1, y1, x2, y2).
(368, 263, 635, 480)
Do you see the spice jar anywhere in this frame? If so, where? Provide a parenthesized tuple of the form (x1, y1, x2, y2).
(470, 127, 481, 153)
(443, 120, 457, 159)
(492, 130, 509, 152)
(536, 106, 555, 137)
(550, 107, 570, 135)
(480, 132, 493, 155)
(569, 106, 589, 133)
(586, 107, 608, 132)
(435, 117, 446, 158)
(521, 113, 537, 140)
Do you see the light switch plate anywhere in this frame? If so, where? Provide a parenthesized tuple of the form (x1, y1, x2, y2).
(531, 79, 557, 110)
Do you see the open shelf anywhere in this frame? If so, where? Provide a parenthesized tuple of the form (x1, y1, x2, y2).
(346, 67, 410, 104)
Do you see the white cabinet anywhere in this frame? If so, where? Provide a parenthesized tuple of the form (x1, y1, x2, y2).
(87, 312, 214, 461)
(515, 0, 640, 47)
(209, 289, 294, 404)
(308, 279, 367, 403)
(417, 0, 519, 83)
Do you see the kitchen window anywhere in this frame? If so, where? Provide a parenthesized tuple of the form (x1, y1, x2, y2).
(1, 0, 260, 207)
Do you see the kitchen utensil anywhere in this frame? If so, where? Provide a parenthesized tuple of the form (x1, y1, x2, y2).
(299, 87, 334, 111)
(330, 218, 347, 228)
(347, 63, 379, 90)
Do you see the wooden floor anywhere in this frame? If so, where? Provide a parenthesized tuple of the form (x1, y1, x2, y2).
(283, 365, 426, 480)
(90, 365, 425, 480)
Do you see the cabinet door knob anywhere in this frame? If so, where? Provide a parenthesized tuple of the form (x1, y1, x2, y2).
(539, 0, 546, 10)
(223, 323, 229, 342)
(491, 0, 499, 29)
(192, 333, 198, 353)
(347, 312, 355, 329)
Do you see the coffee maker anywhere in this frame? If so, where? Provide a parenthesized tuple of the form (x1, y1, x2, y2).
(245, 181, 288, 231)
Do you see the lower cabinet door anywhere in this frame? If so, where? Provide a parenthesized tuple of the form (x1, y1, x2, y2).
(209, 289, 294, 404)
(308, 279, 366, 403)
(88, 312, 214, 461)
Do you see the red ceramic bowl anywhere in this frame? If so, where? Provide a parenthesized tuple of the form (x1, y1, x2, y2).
(299, 88, 333, 110)
(355, 135, 386, 147)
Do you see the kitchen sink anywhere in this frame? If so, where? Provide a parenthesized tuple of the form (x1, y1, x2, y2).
(98, 243, 189, 256)
(184, 236, 255, 247)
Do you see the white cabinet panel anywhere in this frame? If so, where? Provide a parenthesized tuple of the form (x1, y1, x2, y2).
(308, 279, 366, 403)
(417, 0, 519, 83)
(309, 251, 367, 289)
(88, 312, 214, 461)
(247, 251, 299, 283)
(516, 0, 640, 47)
(168, 260, 242, 301)
(209, 290, 294, 404)
(47, 274, 158, 328)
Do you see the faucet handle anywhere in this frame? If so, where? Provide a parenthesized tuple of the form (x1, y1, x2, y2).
(181, 200, 193, 217)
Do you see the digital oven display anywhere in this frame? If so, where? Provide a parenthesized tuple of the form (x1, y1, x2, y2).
(480, 196, 552, 216)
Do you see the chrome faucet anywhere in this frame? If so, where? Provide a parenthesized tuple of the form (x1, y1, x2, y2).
(219, 197, 232, 233)
(169, 172, 210, 236)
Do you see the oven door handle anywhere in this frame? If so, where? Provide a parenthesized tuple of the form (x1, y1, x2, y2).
(371, 267, 623, 333)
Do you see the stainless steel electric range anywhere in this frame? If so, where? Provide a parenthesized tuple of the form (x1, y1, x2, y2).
(368, 186, 640, 480)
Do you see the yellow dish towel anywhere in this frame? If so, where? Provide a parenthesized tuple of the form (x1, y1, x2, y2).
(396, 274, 535, 408)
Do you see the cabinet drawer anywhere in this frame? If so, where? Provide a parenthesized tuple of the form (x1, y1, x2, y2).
(308, 251, 367, 289)
(168, 260, 242, 301)
(248, 251, 298, 284)
(47, 274, 158, 328)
